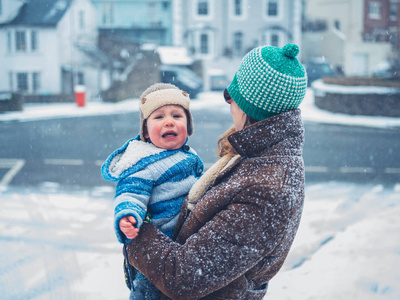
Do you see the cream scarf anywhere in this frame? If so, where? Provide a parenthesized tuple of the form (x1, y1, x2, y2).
(187, 154, 241, 211)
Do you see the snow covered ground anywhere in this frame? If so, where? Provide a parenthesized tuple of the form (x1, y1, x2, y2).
(1, 89, 400, 129)
(0, 90, 399, 299)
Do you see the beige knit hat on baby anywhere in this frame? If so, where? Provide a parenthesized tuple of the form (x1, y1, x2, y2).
(139, 83, 193, 141)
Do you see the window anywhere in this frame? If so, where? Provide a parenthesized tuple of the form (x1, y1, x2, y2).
(270, 33, 279, 47)
(198, 0, 209, 15)
(192, 31, 213, 57)
(334, 20, 340, 30)
(390, 2, 398, 20)
(267, 0, 278, 17)
(9, 72, 13, 91)
(32, 72, 41, 92)
(15, 31, 27, 51)
(101, 3, 114, 25)
(78, 11, 85, 30)
(162, 1, 170, 10)
(200, 33, 209, 54)
(233, 32, 243, 56)
(77, 72, 85, 85)
(31, 31, 38, 51)
(147, 2, 157, 24)
(17, 73, 29, 92)
(264, 31, 283, 47)
(230, 0, 246, 19)
(234, 0, 242, 16)
(264, 0, 282, 20)
(369, 2, 381, 19)
(194, 0, 213, 19)
(7, 31, 12, 52)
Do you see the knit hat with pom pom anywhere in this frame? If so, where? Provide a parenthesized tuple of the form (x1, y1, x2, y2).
(227, 43, 307, 121)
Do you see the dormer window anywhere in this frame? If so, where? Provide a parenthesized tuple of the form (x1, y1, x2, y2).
(16, 31, 26, 52)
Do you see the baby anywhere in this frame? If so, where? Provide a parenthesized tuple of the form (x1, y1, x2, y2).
(101, 83, 203, 299)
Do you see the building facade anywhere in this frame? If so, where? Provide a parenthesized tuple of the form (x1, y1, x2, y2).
(303, 0, 397, 76)
(89, 0, 302, 59)
(176, 0, 303, 60)
(0, 0, 106, 100)
(363, 0, 400, 50)
(91, 0, 174, 45)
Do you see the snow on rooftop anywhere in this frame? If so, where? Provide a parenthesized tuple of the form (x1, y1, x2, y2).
(157, 46, 193, 65)
(313, 79, 400, 94)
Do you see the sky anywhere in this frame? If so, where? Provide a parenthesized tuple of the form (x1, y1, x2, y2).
(0, 89, 399, 299)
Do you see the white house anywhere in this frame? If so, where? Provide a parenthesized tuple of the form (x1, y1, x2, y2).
(170, 0, 303, 90)
(0, 0, 108, 101)
(174, 0, 303, 59)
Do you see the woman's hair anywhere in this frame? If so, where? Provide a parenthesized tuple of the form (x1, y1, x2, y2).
(216, 115, 258, 157)
(217, 89, 259, 157)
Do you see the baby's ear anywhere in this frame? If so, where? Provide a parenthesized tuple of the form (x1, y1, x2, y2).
(143, 123, 148, 138)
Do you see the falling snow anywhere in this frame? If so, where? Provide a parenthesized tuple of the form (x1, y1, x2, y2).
(0, 90, 399, 299)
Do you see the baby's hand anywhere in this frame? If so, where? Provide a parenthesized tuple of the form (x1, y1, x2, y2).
(119, 216, 139, 239)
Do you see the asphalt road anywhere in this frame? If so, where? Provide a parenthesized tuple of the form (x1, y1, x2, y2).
(1, 109, 399, 189)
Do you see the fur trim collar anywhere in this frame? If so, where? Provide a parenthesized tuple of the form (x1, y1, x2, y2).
(109, 140, 165, 177)
(187, 154, 241, 210)
(101, 138, 167, 181)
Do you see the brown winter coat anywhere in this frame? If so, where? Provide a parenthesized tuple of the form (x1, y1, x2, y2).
(126, 109, 305, 300)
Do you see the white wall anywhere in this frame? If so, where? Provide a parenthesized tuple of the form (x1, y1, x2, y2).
(57, 0, 101, 98)
(304, 0, 393, 76)
(181, 0, 300, 60)
(0, 0, 99, 96)
(0, 26, 8, 91)
(0, 27, 61, 94)
(345, 42, 392, 76)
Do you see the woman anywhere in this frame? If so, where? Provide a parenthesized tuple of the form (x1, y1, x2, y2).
(125, 43, 307, 300)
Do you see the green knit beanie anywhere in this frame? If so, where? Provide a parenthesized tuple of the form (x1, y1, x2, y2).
(227, 43, 307, 121)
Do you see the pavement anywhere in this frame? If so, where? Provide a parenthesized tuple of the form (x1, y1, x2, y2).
(1, 89, 400, 129)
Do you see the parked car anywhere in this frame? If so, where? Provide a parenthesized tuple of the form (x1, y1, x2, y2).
(207, 69, 228, 91)
(305, 58, 339, 86)
(160, 65, 203, 98)
(372, 61, 399, 80)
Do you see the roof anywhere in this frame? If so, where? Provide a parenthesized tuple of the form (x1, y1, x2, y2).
(4, 0, 70, 27)
(75, 44, 111, 67)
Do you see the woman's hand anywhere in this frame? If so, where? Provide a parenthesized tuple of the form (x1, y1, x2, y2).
(119, 216, 140, 239)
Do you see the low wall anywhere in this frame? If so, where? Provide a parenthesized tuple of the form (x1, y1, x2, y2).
(312, 80, 400, 117)
(0, 92, 75, 113)
(22, 94, 74, 103)
(0, 92, 23, 112)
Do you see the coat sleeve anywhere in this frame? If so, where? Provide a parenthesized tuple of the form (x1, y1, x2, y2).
(126, 184, 292, 299)
(114, 171, 154, 243)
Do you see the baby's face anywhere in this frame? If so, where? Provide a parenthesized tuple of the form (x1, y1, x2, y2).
(145, 105, 188, 150)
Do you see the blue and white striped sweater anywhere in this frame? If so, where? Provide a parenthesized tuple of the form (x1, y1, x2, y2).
(101, 135, 203, 243)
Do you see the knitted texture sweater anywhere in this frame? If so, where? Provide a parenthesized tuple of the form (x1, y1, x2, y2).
(101, 135, 203, 243)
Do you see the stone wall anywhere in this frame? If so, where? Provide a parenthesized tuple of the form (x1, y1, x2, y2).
(101, 50, 161, 102)
(312, 79, 400, 117)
